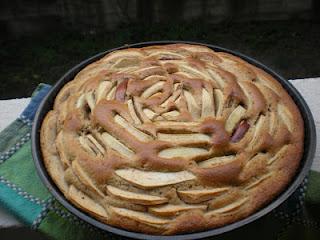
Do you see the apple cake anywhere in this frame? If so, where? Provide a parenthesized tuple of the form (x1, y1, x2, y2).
(41, 44, 304, 234)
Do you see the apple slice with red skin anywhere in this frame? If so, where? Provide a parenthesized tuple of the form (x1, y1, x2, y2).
(115, 79, 129, 102)
(231, 120, 250, 143)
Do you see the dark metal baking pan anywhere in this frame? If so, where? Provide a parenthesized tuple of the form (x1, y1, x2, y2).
(32, 41, 316, 240)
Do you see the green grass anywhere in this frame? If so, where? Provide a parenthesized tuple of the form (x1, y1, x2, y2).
(1, 20, 320, 99)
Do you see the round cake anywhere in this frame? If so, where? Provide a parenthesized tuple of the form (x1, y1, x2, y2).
(41, 44, 304, 235)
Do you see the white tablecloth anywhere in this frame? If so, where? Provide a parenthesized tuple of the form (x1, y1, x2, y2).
(0, 78, 320, 227)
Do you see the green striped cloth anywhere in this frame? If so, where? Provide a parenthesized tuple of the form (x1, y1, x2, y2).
(0, 84, 319, 239)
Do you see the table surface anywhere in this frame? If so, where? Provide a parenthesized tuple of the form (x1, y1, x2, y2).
(1, 78, 320, 227)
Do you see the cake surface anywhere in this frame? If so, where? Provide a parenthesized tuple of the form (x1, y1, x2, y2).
(40, 44, 304, 235)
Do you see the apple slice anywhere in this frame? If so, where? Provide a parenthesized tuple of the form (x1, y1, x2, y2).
(115, 169, 196, 189)
(85, 91, 95, 110)
(149, 204, 207, 217)
(72, 161, 105, 197)
(213, 89, 224, 117)
(230, 120, 250, 143)
(180, 65, 209, 79)
(248, 115, 266, 147)
(160, 83, 181, 107)
(107, 185, 168, 205)
(162, 110, 180, 120)
(268, 146, 288, 165)
(225, 105, 246, 133)
(178, 188, 229, 203)
(76, 94, 86, 108)
(86, 134, 105, 155)
(149, 51, 183, 60)
(112, 58, 140, 68)
(79, 136, 92, 154)
(106, 85, 116, 100)
(115, 79, 128, 102)
(79, 135, 98, 155)
(114, 115, 152, 142)
(68, 185, 107, 218)
(101, 132, 134, 158)
(245, 173, 272, 190)
(158, 133, 211, 144)
(109, 206, 170, 225)
(96, 81, 112, 102)
(184, 90, 200, 119)
(141, 81, 165, 98)
(158, 147, 208, 159)
(208, 69, 225, 88)
(201, 88, 214, 118)
(143, 108, 157, 120)
(277, 104, 293, 132)
(134, 66, 166, 79)
(207, 198, 248, 215)
(127, 99, 142, 124)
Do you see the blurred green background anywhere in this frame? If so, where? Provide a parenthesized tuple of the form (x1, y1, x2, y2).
(1, 0, 320, 99)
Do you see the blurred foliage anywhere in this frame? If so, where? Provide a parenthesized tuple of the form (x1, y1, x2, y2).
(1, 20, 320, 99)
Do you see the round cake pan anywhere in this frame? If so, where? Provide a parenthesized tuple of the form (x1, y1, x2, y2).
(32, 41, 316, 240)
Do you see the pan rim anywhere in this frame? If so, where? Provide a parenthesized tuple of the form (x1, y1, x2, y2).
(31, 40, 316, 240)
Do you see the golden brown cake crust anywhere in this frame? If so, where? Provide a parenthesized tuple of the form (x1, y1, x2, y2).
(40, 44, 304, 235)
